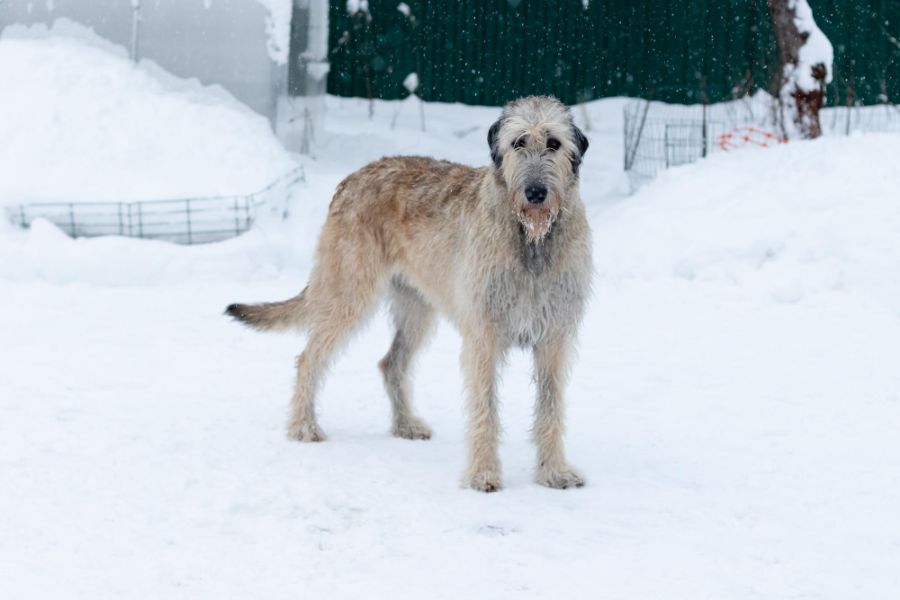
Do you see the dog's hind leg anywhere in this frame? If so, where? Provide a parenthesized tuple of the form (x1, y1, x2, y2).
(378, 277, 436, 440)
(286, 232, 387, 442)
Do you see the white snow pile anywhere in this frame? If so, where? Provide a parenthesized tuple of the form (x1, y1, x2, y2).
(346, 0, 370, 16)
(254, 0, 293, 65)
(790, 0, 834, 91)
(596, 133, 900, 312)
(402, 71, 419, 94)
(0, 28, 296, 205)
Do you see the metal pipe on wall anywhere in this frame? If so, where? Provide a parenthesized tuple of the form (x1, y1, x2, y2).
(130, 0, 141, 62)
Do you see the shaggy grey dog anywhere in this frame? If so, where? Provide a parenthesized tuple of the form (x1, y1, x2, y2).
(227, 96, 592, 492)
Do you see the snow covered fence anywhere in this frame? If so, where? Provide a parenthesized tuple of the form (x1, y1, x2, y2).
(4, 166, 304, 245)
(624, 95, 900, 190)
(624, 96, 765, 189)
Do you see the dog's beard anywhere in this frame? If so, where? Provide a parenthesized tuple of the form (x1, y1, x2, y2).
(512, 193, 560, 243)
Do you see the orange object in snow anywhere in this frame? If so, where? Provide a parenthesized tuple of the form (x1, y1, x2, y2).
(717, 127, 787, 151)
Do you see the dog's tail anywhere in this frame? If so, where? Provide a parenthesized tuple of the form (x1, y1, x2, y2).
(225, 287, 309, 332)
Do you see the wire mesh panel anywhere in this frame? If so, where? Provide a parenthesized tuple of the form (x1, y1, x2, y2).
(665, 123, 708, 168)
(4, 166, 304, 244)
(822, 103, 900, 136)
(623, 97, 900, 191)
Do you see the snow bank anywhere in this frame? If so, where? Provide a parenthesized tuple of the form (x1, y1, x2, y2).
(0, 218, 289, 285)
(596, 134, 900, 311)
(0, 27, 296, 205)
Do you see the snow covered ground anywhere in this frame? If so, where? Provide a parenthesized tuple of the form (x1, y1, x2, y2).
(2, 34, 900, 600)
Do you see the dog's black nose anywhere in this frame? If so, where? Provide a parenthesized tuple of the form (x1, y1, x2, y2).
(524, 184, 548, 204)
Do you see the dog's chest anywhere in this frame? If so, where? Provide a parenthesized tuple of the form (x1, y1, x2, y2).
(483, 266, 586, 347)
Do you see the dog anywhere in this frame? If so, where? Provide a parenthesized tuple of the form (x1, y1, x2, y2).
(227, 95, 592, 492)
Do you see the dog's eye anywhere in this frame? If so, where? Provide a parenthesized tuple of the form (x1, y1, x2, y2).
(512, 137, 527, 150)
(547, 138, 561, 152)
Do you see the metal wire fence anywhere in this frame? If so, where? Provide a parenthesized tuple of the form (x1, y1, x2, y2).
(4, 165, 305, 244)
(624, 96, 900, 190)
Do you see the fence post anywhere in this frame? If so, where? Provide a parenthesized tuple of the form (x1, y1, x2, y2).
(69, 204, 76, 237)
(130, 0, 142, 63)
(186, 198, 192, 244)
(626, 98, 652, 171)
(701, 77, 709, 158)
(234, 196, 241, 237)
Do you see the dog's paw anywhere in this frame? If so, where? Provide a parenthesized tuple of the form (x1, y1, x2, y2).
(466, 470, 503, 493)
(392, 417, 432, 440)
(286, 421, 327, 442)
(536, 465, 585, 490)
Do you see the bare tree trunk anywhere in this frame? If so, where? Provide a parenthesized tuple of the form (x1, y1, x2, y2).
(768, 0, 833, 139)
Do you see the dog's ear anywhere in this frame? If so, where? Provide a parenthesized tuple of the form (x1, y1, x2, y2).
(570, 124, 589, 176)
(488, 119, 503, 169)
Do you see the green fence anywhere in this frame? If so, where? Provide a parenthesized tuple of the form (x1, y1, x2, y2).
(326, 0, 899, 106)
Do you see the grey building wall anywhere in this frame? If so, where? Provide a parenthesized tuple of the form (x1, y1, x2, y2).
(0, 0, 286, 122)
(278, 0, 328, 154)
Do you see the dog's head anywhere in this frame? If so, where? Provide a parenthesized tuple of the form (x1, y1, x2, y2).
(487, 96, 589, 242)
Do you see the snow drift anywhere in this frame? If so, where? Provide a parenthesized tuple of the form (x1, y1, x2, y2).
(0, 25, 296, 205)
(596, 134, 900, 312)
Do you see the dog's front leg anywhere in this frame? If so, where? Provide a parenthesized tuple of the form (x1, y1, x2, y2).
(461, 331, 504, 492)
(533, 336, 584, 489)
